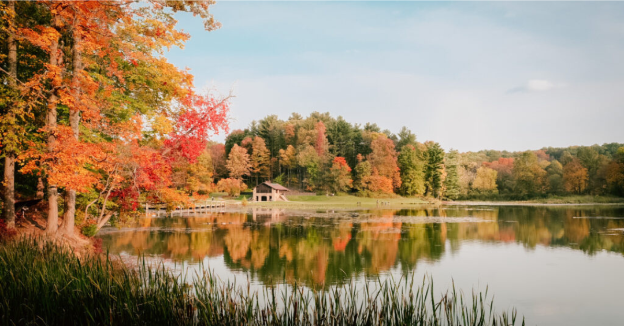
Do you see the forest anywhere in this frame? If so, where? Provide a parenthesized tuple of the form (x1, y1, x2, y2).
(1, 1, 624, 238)
(216, 112, 624, 201)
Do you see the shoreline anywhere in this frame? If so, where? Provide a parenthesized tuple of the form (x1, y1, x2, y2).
(442, 201, 624, 207)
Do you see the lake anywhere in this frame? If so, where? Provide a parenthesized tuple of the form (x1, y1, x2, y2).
(98, 205, 624, 326)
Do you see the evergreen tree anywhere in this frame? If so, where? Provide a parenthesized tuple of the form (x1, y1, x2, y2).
(397, 126, 417, 149)
(397, 145, 425, 196)
(444, 150, 461, 200)
(424, 142, 445, 198)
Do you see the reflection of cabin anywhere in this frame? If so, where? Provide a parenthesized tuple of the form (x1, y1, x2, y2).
(252, 182, 289, 202)
(252, 208, 285, 224)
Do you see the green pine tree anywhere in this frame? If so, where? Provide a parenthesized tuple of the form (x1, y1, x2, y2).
(444, 150, 461, 200)
(398, 145, 425, 196)
(424, 142, 445, 198)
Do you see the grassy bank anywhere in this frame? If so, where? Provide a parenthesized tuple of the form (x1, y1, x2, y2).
(450, 195, 624, 205)
(528, 195, 624, 204)
(0, 237, 523, 326)
(244, 193, 624, 210)
(249, 194, 431, 209)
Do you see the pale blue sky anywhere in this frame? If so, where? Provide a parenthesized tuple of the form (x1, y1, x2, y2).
(165, 1, 624, 152)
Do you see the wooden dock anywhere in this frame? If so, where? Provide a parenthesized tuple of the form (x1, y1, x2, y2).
(145, 200, 226, 217)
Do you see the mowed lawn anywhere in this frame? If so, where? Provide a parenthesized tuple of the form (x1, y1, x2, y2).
(248, 194, 431, 209)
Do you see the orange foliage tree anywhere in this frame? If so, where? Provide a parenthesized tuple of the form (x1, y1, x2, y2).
(328, 157, 352, 193)
(13, 1, 228, 235)
(364, 168, 394, 194)
(563, 159, 589, 194)
(367, 133, 401, 191)
(217, 178, 247, 197)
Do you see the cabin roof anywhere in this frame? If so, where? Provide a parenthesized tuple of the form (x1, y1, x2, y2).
(258, 182, 289, 191)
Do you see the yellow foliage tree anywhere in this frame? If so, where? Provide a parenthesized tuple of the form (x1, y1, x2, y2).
(472, 166, 498, 192)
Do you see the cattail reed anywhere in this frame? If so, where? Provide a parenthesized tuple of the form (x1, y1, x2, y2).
(0, 237, 524, 326)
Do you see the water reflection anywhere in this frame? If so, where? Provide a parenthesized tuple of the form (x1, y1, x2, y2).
(99, 206, 624, 287)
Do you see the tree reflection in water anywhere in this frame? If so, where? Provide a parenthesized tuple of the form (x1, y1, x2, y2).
(98, 206, 624, 288)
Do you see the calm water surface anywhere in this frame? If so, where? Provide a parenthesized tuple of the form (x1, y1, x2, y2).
(98, 205, 624, 326)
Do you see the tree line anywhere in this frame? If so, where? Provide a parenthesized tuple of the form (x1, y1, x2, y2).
(214, 112, 624, 200)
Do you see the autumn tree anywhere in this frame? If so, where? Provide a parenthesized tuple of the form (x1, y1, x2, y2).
(217, 178, 247, 197)
(606, 148, 624, 196)
(172, 150, 214, 194)
(0, 0, 18, 228)
(314, 121, 328, 159)
(10, 0, 226, 235)
(226, 144, 251, 180)
(208, 142, 228, 179)
(279, 145, 297, 187)
(563, 158, 589, 194)
(364, 168, 394, 194)
(472, 167, 498, 193)
(353, 154, 372, 193)
(483, 157, 515, 194)
(424, 142, 445, 198)
(368, 133, 401, 191)
(250, 136, 270, 185)
(327, 157, 352, 193)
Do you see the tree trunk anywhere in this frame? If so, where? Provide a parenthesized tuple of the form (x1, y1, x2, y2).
(36, 177, 44, 199)
(63, 26, 82, 237)
(2, 0, 17, 228)
(46, 24, 60, 235)
(3, 156, 15, 228)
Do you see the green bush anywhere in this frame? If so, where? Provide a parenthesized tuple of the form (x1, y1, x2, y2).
(81, 222, 98, 237)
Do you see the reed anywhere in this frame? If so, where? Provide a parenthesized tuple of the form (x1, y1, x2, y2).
(0, 237, 524, 326)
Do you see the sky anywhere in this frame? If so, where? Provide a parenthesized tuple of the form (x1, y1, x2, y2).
(164, 1, 624, 152)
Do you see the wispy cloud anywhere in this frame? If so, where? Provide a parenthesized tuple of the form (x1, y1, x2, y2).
(508, 79, 566, 93)
(168, 2, 624, 151)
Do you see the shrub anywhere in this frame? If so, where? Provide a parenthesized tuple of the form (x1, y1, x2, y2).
(81, 221, 98, 237)
(217, 178, 247, 196)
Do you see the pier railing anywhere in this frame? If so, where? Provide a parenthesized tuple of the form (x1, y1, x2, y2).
(144, 200, 226, 217)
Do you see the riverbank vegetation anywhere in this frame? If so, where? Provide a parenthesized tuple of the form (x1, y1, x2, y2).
(0, 237, 524, 326)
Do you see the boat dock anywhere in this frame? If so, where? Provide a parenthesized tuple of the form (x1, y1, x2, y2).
(145, 200, 227, 217)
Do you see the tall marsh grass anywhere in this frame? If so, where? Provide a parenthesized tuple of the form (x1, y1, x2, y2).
(0, 237, 524, 325)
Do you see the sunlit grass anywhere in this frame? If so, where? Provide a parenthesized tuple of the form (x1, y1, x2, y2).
(245, 194, 431, 209)
(530, 195, 624, 204)
(0, 237, 524, 326)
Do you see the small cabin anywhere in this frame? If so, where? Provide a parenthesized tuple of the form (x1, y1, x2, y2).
(252, 182, 289, 202)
